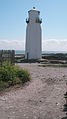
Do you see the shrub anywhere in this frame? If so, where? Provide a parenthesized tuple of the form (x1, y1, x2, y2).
(0, 81, 7, 91)
(17, 69, 31, 83)
(0, 61, 31, 91)
(0, 62, 17, 83)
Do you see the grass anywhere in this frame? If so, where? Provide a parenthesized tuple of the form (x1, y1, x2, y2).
(0, 61, 31, 91)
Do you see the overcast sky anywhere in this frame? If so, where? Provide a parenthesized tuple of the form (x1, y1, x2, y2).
(0, 0, 67, 51)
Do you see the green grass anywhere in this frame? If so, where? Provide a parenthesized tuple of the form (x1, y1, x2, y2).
(0, 61, 31, 91)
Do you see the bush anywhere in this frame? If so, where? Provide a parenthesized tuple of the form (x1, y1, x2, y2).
(0, 61, 31, 91)
(17, 69, 31, 83)
(0, 62, 17, 84)
(0, 81, 8, 91)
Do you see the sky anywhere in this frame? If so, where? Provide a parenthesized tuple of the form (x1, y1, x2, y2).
(0, 0, 67, 51)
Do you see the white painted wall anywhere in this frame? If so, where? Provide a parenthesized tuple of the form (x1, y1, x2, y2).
(25, 8, 42, 59)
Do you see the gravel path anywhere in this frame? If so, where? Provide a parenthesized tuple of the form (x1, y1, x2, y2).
(0, 63, 67, 119)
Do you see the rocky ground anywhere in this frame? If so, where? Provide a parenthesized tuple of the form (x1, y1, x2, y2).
(0, 63, 67, 119)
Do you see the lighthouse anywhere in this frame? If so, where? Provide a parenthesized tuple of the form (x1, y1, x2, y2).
(25, 7, 42, 60)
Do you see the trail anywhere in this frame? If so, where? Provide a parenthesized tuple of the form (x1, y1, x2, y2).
(0, 63, 67, 119)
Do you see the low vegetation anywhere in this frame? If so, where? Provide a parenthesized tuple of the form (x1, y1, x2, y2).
(0, 61, 31, 91)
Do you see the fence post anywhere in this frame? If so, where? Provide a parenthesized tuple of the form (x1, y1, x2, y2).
(11, 50, 15, 64)
(1, 50, 3, 65)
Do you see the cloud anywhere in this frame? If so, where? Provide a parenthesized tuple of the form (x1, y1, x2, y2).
(0, 40, 25, 50)
(0, 39, 67, 52)
(42, 39, 67, 51)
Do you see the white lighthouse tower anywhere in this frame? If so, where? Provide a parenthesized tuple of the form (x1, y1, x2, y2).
(25, 7, 42, 60)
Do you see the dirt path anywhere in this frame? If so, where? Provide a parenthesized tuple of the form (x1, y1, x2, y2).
(0, 63, 67, 119)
